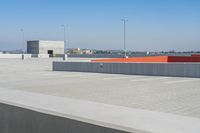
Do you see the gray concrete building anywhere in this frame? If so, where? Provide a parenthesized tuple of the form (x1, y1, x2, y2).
(27, 40, 64, 56)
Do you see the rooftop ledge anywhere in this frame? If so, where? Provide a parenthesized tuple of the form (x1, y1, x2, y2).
(0, 88, 200, 133)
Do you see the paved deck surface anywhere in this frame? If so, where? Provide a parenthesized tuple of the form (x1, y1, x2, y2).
(0, 58, 200, 118)
(1, 58, 200, 132)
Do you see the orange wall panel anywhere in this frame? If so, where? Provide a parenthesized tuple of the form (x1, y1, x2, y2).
(92, 56, 200, 63)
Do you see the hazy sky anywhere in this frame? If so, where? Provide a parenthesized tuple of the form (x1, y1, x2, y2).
(0, 0, 200, 51)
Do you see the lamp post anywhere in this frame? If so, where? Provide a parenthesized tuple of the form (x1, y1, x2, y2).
(61, 25, 68, 60)
(121, 19, 128, 58)
(20, 28, 24, 54)
(61, 25, 66, 51)
(20, 29, 25, 60)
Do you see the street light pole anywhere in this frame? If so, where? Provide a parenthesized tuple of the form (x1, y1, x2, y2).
(121, 19, 128, 58)
(61, 25, 68, 60)
(20, 28, 25, 60)
(20, 28, 24, 54)
(61, 25, 66, 51)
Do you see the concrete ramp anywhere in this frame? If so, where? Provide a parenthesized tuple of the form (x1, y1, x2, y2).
(1, 88, 200, 133)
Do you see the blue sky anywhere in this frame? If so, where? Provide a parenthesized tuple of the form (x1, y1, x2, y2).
(0, 0, 200, 51)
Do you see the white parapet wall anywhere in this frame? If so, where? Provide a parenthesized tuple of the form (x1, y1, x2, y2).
(23, 54, 32, 59)
(0, 54, 32, 59)
(31, 54, 50, 58)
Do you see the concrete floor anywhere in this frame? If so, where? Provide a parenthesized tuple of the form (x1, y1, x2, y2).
(0, 58, 200, 118)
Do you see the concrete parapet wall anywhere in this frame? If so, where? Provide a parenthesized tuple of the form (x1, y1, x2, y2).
(68, 53, 192, 58)
(0, 103, 127, 133)
(23, 54, 32, 59)
(68, 54, 124, 58)
(1, 88, 200, 133)
(0, 88, 144, 133)
(53, 62, 200, 78)
(31, 54, 49, 58)
(0, 54, 32, 59)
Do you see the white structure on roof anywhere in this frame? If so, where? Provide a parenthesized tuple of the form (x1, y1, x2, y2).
(27, 40, 64, 55)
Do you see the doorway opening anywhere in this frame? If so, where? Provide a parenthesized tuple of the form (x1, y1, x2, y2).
(48, 50, 53, 57)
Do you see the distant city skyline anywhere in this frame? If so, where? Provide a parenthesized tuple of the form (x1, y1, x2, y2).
(0, 0, 200, 51)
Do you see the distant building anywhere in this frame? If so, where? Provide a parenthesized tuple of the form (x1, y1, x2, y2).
(82, 49, 93, 54)
(70, 48, 82, 54)
(27, 40, 64, 56)
(69, 48, 93, 55)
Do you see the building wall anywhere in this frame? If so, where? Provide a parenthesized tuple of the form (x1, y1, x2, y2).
(27, 40, 64, 55)
(27, 41, 39, 54)
(39, 41, 64, 55)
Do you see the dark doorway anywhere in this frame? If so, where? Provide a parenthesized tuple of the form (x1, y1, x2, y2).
(48, 50, 53, 57)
